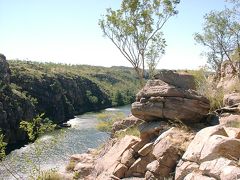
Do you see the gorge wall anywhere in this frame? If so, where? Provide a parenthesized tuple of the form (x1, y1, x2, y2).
(0, 54, 139, 148)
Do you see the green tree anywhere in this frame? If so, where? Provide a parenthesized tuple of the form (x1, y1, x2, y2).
(99, 0, 180, 82)
(114, 90, 125, 106)
(195, 8, 240, 76)
(20, 113, 56, 141)
(146, 32, 166, 79)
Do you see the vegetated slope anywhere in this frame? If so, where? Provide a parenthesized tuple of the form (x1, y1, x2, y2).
(8, 60, 140, 123)
(0, 57, 139, 147)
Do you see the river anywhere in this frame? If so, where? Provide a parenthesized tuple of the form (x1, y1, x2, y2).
(0, 105, 131, 180)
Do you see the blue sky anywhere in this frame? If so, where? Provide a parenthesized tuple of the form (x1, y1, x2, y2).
(0, 0, 230, 69)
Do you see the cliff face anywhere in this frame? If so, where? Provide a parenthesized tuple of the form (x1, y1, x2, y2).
(0, 54, 35, 145)
(0, 55, 138, 147)
(10, 73, 111, 123)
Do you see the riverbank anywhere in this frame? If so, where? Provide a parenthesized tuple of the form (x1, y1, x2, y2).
(0, 54, 139, 149)
(0, 105, 131, 180)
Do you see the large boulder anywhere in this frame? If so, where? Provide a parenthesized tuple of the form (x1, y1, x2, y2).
(223, 93, 240, 106)
(132, 74, 210, 123)
(176, 125, 240, 180)
(95, 135, 139, 179)
(112, 115, 143, 135)
(154, 70, 196, 90)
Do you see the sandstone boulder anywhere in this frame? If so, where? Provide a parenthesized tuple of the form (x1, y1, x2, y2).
(224, 93, 240, 106)
(113, 163, 128, 179)
(132, 78, 210, 123)
(112, 115, 143, 134)
(125, 155, 155, 177)
(224, 127, 240, 139)
(95, 135, 139, 178)
(70, 153, 94, 163)
(74, 162, 93, 177)
(138, 121, 168, 141)
(184, 172, 217, 180)
(182, 126, 228, 162)
(220, 165, 240, 180)
(154, 70, 196, 90)
(176, 125, 240, 180)
(199, 157, 236, 179)
(175, 160, 199, 180)
(200, 135, 240, 162)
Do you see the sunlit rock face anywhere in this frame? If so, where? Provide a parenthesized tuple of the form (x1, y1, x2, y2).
(132, 70, 210, 123)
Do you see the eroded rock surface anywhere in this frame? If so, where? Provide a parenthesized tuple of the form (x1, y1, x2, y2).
(132, 72, 210, 123)
(176, 125, 240, 180)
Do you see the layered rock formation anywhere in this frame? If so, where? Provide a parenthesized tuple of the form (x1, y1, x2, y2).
(176, 125, 240, 180)
(132, 71, 210, 123)
(62, 70, 240, 180)
(63, 71, 211, 179)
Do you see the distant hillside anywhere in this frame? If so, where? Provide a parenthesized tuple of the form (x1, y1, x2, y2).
(0, 57, 140, 147)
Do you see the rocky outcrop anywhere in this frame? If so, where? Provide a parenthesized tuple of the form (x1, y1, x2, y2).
(132, 71, 210, 123)
(175, 125, 240, 180)
(154, 70, 196, 90)
(112, 115, 143, 135)
(64, 70, 213, 179)
(217, 61, 240, 90)
(223, 93, 240, 106)
(10, 73, 111, 123)
(66, 125, 194, 179)
(217, 103, 240, 126)
(0, 54, 35, 146)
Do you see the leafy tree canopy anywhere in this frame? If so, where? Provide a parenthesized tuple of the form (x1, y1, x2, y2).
(99, 0, 180, 82)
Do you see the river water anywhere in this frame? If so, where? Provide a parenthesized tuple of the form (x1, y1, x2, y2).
(0, 105, 131, 180)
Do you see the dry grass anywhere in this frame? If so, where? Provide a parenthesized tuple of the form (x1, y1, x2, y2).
(114, 126, 140, 139)
(37, 170, 62, 180)
(65, 160, 76, 172)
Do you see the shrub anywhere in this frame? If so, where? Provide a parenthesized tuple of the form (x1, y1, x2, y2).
(37, 170, 62, 180)
(20, 113, 56, 141)
(114, 126, 140, 139)
(96, 112, 125, 132)
(65, 160, 76, 172)
(190, 68, 224, 111)
(0, 130, 6, 160)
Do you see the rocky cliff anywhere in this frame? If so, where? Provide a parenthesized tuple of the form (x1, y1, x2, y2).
(0, 55, 139, 148)
(63, 70, 240, 180)
(0, 54, 35, 146)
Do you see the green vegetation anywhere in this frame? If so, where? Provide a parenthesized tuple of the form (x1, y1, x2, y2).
(99, 0, 179, 81)
(65, 160, 76, 172)
(20, 113, 56, 141)
(36, 170, 62, 180)
(96, 112, 126, 132)
(195, 0, 240, 76)
(96, 111, 140, 138)
(189, 68, 224, 111)
(0, 131, 6, 160)
(114, 126, 140, 139)
(9, 60, 140, 108)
